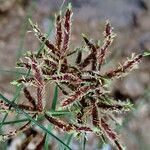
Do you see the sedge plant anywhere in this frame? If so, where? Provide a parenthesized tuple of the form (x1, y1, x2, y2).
(0, 4, 143, 150)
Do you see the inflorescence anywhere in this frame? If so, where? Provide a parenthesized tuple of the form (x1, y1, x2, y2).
(0, 4, 143, 150)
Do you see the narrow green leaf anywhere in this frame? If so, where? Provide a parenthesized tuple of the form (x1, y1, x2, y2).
(2, 119, 29, 125)
(64, 134, 73, 150)
(44, 124, 52, 150)
(46, 110, 72, 116)
(82, 133, 87, 150)
(51, 85, 58, 111)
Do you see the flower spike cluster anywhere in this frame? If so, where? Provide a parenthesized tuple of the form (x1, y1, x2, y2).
(0, 5, 143, 150)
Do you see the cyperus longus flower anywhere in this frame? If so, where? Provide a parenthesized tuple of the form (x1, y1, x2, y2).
(0, 4, 143, 150)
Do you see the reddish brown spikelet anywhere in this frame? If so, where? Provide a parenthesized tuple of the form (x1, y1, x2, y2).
(97, 102, 124, 111)
(30, 57, 45, 111)
(105, 54, 143, 78)
(17, 104, 34, 111)
(82, 35, 97, 53)
(114, 140, 123, 150)
(79, 54, 93, 69)
(74, 125, 92, 132)
(100, 118, 122, 150)
(61, 8, 72, 58)
(98, 21, 115, 70)
(45, 114, 67, 130)
(61, 85, 94, 107)
(20, 129, 37, 150)
(35, 135, 46, 150)
(101, 118, 117, 140)
(55, 14, 62, 50)
(23, 87, 36, 109)
(44, 59, 57, 68)
(51, 73, 82, 84)
(37, 86, 45, 111)
(66, 123, 93, 132)
(19, 134, 34, 150)
(82, 35, 97, 70)
(104, 21, 112, 37)
(91, 101, 99, 127)
(45, 114, 77, 132)
(31, 57, 43, 86)
(45, 113, 92, 132)
(18, 121, 31, 133)
(76, 49, 82, 64)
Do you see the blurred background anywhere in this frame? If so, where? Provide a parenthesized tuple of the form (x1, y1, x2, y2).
(0, 0, 150, 149)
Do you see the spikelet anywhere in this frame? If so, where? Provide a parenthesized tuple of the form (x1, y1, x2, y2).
(17, 104, 35, 111)
(23, 87, 36, 109)
(45, 113, 92, 132)
(97, 21, 116, 70)
(61, 85, 95, 107)
(75, 49, 82, 65)
(35, 135, 46, 150)
(44, 58, 57, 68)
(105, 54, 142, 78)
(97, 101, 133, 112)
(82, 34, 98, 70)
(30, 57, 45, 111)
(100, 118, 123, 150)
(91, 100, 99, 127)
(61, 5, 73, 58)
(47, 73, 82, 84)
(55, 12, 62, 50)
(19, 134, 35, 150)
(78, 52, 93, 69)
